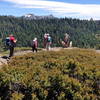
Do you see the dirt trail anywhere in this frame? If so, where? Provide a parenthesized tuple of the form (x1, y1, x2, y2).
(95, 50, 100, 54)
(0, 47, 100, 67)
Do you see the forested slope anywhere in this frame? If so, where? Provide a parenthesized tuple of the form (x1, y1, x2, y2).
(0, 16, 100, 48)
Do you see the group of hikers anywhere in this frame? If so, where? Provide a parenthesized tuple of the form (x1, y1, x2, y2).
(32, 33, 52, 52)
(5, 33, 72, 58)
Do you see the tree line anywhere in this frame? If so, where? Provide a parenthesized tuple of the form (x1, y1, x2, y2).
(0, 16, 100, 49)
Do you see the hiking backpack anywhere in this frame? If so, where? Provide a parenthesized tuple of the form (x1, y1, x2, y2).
(5, 37, 10, 46)
(47, 36, 51, 42)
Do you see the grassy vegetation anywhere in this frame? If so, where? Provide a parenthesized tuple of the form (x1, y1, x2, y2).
(0, 48, 100, 100)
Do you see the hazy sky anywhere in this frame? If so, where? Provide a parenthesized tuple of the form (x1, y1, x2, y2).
(0, 0, 100, 20)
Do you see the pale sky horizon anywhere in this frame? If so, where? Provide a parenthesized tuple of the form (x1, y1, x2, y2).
(0, 0, 100, 20)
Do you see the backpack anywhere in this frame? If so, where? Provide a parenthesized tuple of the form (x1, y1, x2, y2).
(5, 37, 16, 47)
(47, 36, 51, 42)
(5, 37, 11, 46)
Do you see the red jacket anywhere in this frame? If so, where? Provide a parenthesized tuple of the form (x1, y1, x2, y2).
(10, 36, 15, 42)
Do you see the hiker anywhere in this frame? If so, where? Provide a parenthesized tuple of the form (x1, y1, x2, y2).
(46, 34, 52, 50)
(64, 33, 70, 47)
(43, 33, 48, 48)
(32, 38, 38, 52)
(9, 34, 17, 57)
(61, 33, 70, 48)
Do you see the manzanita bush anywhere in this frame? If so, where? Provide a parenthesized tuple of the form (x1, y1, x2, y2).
(0, 49, 100, 100)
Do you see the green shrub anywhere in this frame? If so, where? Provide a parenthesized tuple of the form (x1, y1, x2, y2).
(0, 49, 100, 99)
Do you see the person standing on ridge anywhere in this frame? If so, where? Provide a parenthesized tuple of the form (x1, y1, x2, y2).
(61, 33, 70, 48)
(46, 34, 52, 50)
(32, 38, 38, 52)
(9, 34, 17, 57)
(64, 33, 70, 47)
(43, 33, 48, 49)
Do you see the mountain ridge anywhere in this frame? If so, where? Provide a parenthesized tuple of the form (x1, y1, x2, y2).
(21, 13, 56, 20)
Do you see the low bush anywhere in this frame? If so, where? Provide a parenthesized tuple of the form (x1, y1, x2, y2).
(0, 48, 100, 100)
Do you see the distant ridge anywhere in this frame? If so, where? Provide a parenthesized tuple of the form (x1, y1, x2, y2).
(22, 13, 56, 20)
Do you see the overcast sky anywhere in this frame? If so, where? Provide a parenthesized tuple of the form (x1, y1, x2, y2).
(0, 0, 100, 20)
